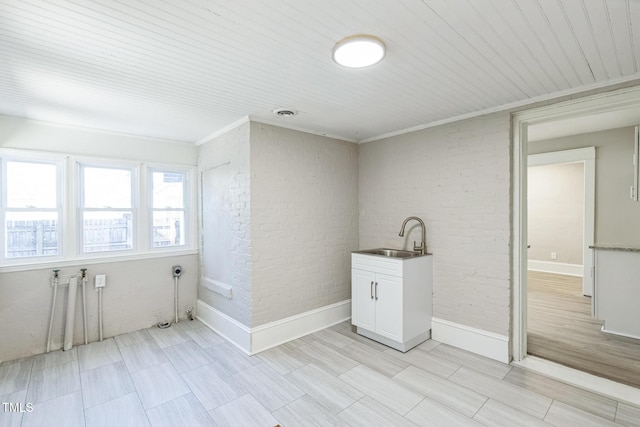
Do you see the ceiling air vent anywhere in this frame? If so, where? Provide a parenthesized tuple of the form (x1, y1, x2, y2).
(273, 108, 298, 117)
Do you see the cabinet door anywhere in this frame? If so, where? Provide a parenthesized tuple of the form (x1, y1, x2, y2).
(374, 273, 403, 341)
(352, 269, 376, 331)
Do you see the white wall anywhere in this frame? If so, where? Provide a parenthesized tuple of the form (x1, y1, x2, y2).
(528, 163, 584, 265)
(197, 121, 358, 329)
(0, 115, 196, 165)
(250, 122, 358, 326)
(359, 113, 511, 337)
(0, 255, 198, 362)
(198, 121, 252, 327)
(0, 116, 199, 362)
(530, 127, 640, 247)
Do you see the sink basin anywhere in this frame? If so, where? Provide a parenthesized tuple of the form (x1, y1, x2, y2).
(354, 248, 423, 258)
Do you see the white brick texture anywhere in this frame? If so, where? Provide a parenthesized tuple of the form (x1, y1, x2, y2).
(198, 121, 359, 329)
(198, 122, 252, 327)
(359, 113, 512, 336)
(250, 122, 359, 327)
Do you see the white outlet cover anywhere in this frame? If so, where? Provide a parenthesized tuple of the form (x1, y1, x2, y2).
(95, 274, 106, 288)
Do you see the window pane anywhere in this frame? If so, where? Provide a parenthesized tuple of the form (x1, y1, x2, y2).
(83, 211, 132, 252)
(83, 167, 131, 208)
(152, 211, 185, 247)
(152, 171, 184, 208)
(7, 161, 57, 208)
(5, 211, 59, 258)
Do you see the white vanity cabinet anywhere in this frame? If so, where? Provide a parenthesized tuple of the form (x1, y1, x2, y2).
(351, 252, 432, 352)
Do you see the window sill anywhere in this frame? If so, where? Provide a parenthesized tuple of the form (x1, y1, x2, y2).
(0, 248, 199, 273)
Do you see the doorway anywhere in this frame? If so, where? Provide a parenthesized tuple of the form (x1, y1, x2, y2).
(525, 149, 608, 380)
(527, 148, 595, 298)
(512, 85, 640, 391)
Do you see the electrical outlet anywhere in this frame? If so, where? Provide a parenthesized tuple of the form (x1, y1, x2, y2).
(95, 274, 106, 288)
(551, 252, 557, 260)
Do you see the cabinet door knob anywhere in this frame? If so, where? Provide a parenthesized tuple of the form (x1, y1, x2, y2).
(370, 281, 374, 299)
(375, 282, 378, 300)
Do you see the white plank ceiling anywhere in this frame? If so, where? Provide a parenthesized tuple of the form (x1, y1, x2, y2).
(1, 0, 640, 143)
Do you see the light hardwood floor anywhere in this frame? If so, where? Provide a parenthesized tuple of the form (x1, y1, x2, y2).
(2, 317, 640, 426)
(528, 270, 640, 389)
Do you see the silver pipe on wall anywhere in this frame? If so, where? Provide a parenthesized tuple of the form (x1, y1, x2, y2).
(172, 265, 182, 324)
(174, 276, 179, 324)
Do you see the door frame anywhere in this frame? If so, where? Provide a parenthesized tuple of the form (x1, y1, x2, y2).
(512, 85, 640, 362)
(528, 147, 595, 297)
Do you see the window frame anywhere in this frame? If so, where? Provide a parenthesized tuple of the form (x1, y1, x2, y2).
(0, 149, 197, 269)
(147, 166, 191, 251)
(77, 161, 138, 256)
(0, 152, 65, 264)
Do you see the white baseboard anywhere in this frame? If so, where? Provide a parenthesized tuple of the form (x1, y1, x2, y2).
(196, 300, 251, 354)
(528, 260, 583, 277)
(196, 299, 351, 355)
(601, 325, 640, 341)
(251, 300, 351, 354)
(431, 317, 509, 364)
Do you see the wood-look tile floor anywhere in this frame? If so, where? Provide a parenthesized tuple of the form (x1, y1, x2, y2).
(528, 271, 640, 388)
(2, 318, 639, 426)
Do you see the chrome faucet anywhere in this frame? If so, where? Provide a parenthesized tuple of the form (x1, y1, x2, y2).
(399, 216, 427, 255)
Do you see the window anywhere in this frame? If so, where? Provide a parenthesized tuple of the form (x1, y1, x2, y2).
(79, 164, 136, 253)
(1, 159, 62, 259)
(150, 169, 187, 248)
(0, 150, 195, 267)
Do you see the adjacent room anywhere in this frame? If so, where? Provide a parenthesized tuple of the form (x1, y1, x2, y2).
(527, 124, 640, 388)
(1, 2, 640, 426)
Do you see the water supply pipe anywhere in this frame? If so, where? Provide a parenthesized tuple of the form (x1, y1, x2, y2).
(63, 276, 78, 351)
(174, 276, 179, 324)
(172, 266, 182, 324)
(46, 269, 60, 353)
(95, 274, 106, 342)
(80, 268, 88, 345)
(98, 287, 103, 342)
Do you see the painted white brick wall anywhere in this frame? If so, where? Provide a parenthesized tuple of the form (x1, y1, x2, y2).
(198, 121, 358, 328)
(250, 122, 359, 327)
(359, 113, 511, 336)
(198, 122, 252, 326)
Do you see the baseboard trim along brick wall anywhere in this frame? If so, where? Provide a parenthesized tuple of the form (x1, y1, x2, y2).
(431, 317, 510, 363)
(198, 299, 509, 363)
(197, 299, 351, 355)
(197, 300, 252, 354)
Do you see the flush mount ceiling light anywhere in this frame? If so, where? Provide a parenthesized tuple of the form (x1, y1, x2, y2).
(332, 34, 386, 68)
